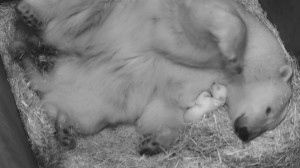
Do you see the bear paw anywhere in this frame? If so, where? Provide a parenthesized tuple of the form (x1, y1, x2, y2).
(55, 124, 77, 150)
(138, 134, 163, 156)
(16, 2, 42, 29)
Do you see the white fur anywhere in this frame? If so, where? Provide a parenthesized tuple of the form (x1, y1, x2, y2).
(21, 0, 293, 148)
(184, 83, 227, 123)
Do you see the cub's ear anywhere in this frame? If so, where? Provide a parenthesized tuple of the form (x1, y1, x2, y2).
(279, 65, 293, 82)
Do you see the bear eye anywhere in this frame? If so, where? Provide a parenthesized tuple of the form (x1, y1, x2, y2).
(266, 107, 272, 115)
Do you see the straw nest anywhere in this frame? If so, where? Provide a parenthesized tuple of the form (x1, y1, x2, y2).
(0, 0, 299, 168)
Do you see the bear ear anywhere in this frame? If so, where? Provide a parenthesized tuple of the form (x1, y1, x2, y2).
(279, 65, 293, 82)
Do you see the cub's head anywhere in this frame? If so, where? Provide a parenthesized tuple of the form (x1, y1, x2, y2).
(227, 65, 293, 142)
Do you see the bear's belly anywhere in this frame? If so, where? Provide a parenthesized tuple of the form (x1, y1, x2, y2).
(41, 55, 227, 135)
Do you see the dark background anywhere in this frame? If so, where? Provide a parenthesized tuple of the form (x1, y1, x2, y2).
(259, 0, 300, 61)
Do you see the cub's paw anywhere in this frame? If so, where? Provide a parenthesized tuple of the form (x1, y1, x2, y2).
(210, 82, 227, 104)
(138, 134, 163, 156)
(56, 125, 77, 150)
(16, 2, 42, 29)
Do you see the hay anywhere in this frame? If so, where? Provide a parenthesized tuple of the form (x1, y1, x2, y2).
(0, 0, 299, 168)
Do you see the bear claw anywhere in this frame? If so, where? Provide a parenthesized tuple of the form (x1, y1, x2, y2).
(138, 135, 163, 156)
(55, 125, 77, 149)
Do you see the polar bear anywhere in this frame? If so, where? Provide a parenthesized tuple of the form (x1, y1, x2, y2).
(12, 0, 293, 156)
(184, 82, 227, 123)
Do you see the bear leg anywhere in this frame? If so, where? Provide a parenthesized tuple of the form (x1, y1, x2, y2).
(137, 98, 184, 156)
(55, 113, 77, 149)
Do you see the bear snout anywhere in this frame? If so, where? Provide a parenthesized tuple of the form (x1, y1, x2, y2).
(234, 114, 250, 142)
(234, 114, 268, 142)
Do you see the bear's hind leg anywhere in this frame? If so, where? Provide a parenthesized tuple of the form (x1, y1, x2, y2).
(55, 113, 77, 149)
(43, 103, 78, 149)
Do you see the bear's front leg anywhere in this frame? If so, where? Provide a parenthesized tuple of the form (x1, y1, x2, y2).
(137, 98, 185, 156)
(179, 0, 247, 74)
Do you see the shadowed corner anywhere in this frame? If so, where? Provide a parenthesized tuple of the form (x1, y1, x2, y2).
(0, 54, 38, 168)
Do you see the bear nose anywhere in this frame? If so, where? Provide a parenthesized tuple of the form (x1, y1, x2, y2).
(235, 126, 249, 141)
(234, 115, 249, 141)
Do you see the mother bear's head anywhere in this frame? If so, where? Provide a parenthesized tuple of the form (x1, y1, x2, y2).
(225, 4, 293, 141)
(228, 75, 292, 142)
